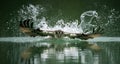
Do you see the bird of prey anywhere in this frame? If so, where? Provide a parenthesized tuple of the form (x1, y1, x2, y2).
(20, 19, 103, 40)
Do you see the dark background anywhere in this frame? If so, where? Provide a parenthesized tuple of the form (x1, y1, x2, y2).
(0, 0, 120, 19)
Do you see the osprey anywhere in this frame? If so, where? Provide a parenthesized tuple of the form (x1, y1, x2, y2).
(20, 19, 103, 40)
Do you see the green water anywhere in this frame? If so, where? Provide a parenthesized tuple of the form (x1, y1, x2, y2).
(0, 41, 120, 64)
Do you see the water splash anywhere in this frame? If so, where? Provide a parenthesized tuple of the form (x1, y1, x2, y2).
(3, 4, 120, 64)
(80, 11, 99, 34)
(16, 4, 120, 35)
(17, 4, 46, 21)
(35, 18, 83, 33)
(17, 4, 93, 34)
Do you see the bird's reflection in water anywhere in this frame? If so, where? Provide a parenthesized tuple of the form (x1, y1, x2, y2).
(20, 41, 101, 64)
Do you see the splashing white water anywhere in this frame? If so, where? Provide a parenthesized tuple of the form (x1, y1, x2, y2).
(34, 11, 100, 34)
(35, 17, 83, 33)
(17, 4, 119, 35)
(18, 4, 46, 21)
(17, 4, 102, 34)
(80, 11, 99, 34)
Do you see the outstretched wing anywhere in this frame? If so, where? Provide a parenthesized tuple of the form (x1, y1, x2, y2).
(66, 26, 103, 40)
(67, 33, 101, 40)
(19, 19, 54, 37)
(86, 26, 103, 39)
(20, 19, 37, 36)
